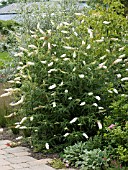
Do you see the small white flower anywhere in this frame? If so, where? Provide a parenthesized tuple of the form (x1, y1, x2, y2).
(108, 90, 113, 93)
(7, 80, 15, 83)
(0, 92, 12, 97)
(14, 52, 23, 57)
(83, 133, 89, 139)
(70, 117, 78, 124)
(73, 31, 78, 36)
(59, 81, 64, 86)
(20, 117, 27, 124)
(65, 90, 68, 93)
(75, 13, 83, 16)
(113, 89, 118, 94)
(17, 66, 22, 70)
(16, 81, 21, 84)
(5, 112, 16, 118)
(100, 55, 107, 60)
(16, 136, 23, 140)
(118, 54, 125, 59)
(98, 107, 104, 110)
(14, 77, 21, 81)
(79, 74, 85, 78)
(19, 47, 28, 52)
(19, 126, 27, 129)
(92, 103, 98, 107)
(95, 96, 101, 101)
(41, 60, 47, 64)
(106, 49, 110, 53)
(30, 116, 34, 121)
(87, 28, 93, 38)
(10, 96, 25, 106)
(60, 54, 66, 58)
(27, 62, 35, 66)
(86, 44, 91, 49)
(116, 74, 121, 78)
(80, 102, 86, 106)
(95, 39, 104, 43)
(48, 62, 53, 67)
(68, 97, 72, 100)
(61, 30, 69, 34)
(48, 84, 56, 90)
(15, 125, 20, 128)
(62, 22, 70, 26)
(121, 77, 128, 81)
(110, 38, 118, 41)
(47, 29, 52, 35)
(73, 51, 76, 58)
(98, 62, 107, 69)
(113, 58, 122, 64)
(48, 69, 57, 73)
(82, 40, 85, 45)
(119, 46, 125, 51)
(28, 45, 37, 49)
(0, 128, 3, 133)
(83, 61, 86, 65)
(48, 42, 51, 50)
(64, 133, 70, 137)
(73, 67, 76, 72)
(88, 92, 93, 96)
(97, 121, 102, 129)
(45, 143, 49, 149)
(15, 122, 20, 125)
(103, 21, 110, 24)
(63, 46, 76, 50)
(52, 102, 56, 108)
(63, 58, 70, 61)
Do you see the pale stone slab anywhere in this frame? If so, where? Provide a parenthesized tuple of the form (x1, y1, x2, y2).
(13, 151, 31, 157)
(29, 164, 55, 170)
(4, 147, 29, 154)
(0, 159, 11, 166)
(0, 149, 7, 155)
(28, 159, 52, 166)
(0, 166, 13, 170)
(10, 162, 29, 169)
(7, 155, 36, 164)
(0, 140, 11, 145)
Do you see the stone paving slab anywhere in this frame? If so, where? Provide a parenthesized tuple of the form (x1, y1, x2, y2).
(0, 140, 75, 170)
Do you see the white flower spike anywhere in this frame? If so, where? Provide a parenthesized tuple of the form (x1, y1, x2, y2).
(103, 21, 110, 24)
(79, 74, 85, 78)
(80, 102, 86, 106)
(97, 121, 102, 130)
(95, 96, 101, 101)
(83, 133, 89, 139)
(70, 117, 78, 124)
(48, 84, 56, 90)
(10, 96, 25, 106)
(45, 143, 49, 150)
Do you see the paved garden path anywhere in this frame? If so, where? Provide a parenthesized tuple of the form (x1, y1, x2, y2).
(0, 140, 73, 170)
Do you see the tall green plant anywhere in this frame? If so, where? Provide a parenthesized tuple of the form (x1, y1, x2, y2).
(1, 0, 128, 152)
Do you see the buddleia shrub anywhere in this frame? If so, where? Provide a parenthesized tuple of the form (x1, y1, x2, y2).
(1, 0, 128, 152)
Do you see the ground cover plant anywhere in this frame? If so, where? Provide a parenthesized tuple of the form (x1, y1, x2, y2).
(0, 0, 128, 169)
